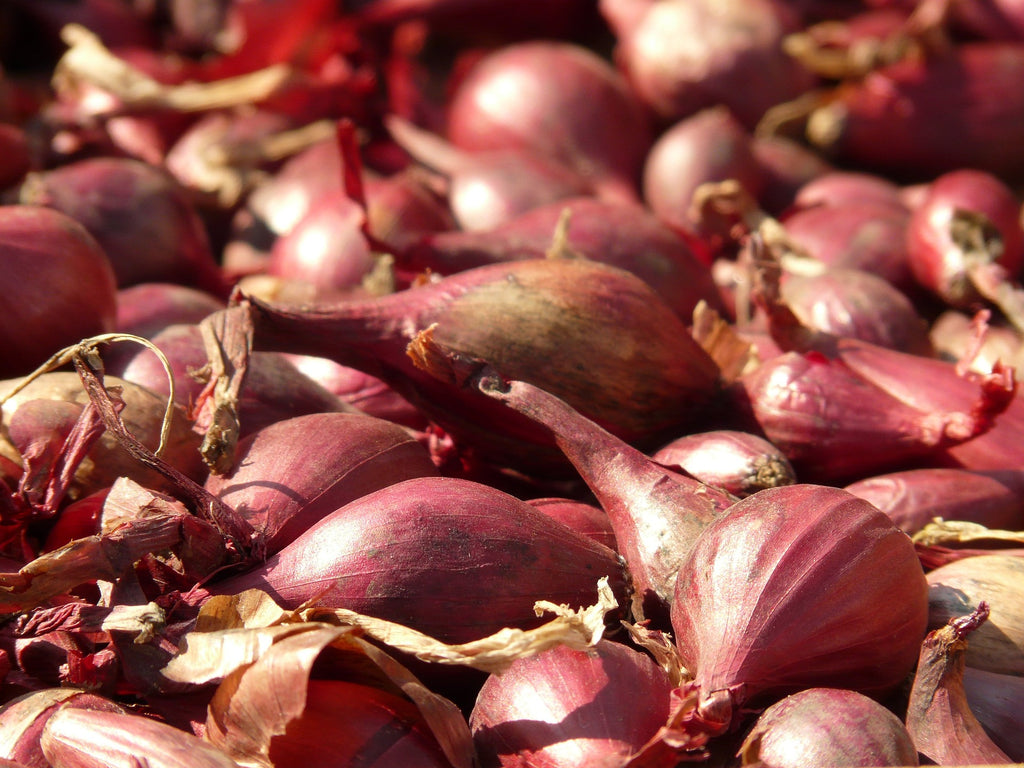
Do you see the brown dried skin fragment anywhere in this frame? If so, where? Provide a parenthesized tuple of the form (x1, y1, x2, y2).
(905, 603, 1013, 766)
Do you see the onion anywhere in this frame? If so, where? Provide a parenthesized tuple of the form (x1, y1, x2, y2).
(398, 197, 721, 319)
(780, 202, 915, 291)
(116, 324, 356, 439)
(737, 688, 919, 768)
(226, 145, 453, 277)
(282, 354, 427, 428)
(845, 467, 1024, 535)
(906, 169, 1024, 329)
(202, 476, 629, 644)
(732, 339, 1015, 482)
(792, 170, 908, 212)
(651, 429, 796, 498)
(419, 356, 735, 623)
(749, 134, 833, 215)
(115, 284, 225, 339)
(602, 0, 814, 128)
(469, 640, 675, 768)
(445, 41, 652, 205)
(212, 258, 721, 474)
(205, 411, 438, 554)
(265, 191, 377, 296)
(804, 42, 1024, 179)
(642, 107, 765, 238)
(0, 687, 126, 767)
(526, 498, 617, 552)
(386, 115, 593, 232)
(905, 603, 1012, 766)
(780, 267, 932, 354)
(926, 554, 1024, 676)
(963, 666, 1024, 760)
(14, 157, 227, 296)
(670, 484, 928, 738)
(0, 206, 117, 379)
(0, 372, 206, 499)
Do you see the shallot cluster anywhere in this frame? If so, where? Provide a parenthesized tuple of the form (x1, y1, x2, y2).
(2, 1, 1024, 766)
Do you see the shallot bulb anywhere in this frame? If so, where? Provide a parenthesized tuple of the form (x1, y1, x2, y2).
(446, 41, 652, 204)
(671, 484, 928, 738)
(926, 554, 1024, 676)
(205, 411, 438, 554)
(397, 197, 722, 320)
(738, 688, 919, 768)
(210, 258, 721, 474)
(602, 0, 814, 127)
(844, 467, 1024, 535)
(804, 42, 1024, 179)
(470, 640, 676, 768)
(203, 476, 629, 644)
(0, 206, 117, 378)
(14, 157, 227, 296)
(643, 107, 765, 237)
(906, 168, 1024, 324)
(651, 429, 795, 498)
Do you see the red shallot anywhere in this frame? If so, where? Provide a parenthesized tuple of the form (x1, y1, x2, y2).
(670, 484, 929, 738)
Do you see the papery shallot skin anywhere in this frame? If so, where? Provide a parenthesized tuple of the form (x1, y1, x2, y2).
(207, 476, 628, 644)
(671, 485, 928, 734)
(470, 641, 675, 768)
(40, 707, 238, 768)
(733, 338, 1018, 482)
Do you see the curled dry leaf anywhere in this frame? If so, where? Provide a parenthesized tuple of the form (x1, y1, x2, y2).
(197, 623, 474, 768)
(53, 24, 296, 117)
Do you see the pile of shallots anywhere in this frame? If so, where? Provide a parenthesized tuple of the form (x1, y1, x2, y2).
(0, 0, 1023, 766)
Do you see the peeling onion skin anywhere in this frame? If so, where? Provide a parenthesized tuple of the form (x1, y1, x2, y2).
(671, 485, 929, 737)
(470, 641, 675, 768)
(737, 688, 919, 768)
